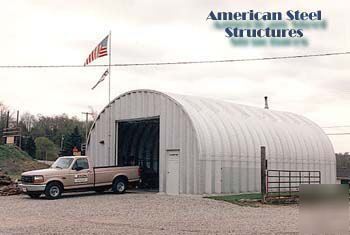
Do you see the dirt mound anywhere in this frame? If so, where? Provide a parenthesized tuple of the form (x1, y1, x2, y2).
(0, 145, 48, 179)
(0, 169, 22, 196)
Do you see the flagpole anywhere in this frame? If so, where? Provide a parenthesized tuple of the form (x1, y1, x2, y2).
(108, 30, 112, 164)
(108, 31, 111, 104)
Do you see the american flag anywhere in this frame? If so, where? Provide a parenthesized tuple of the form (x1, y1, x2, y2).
(84, 35, 109, 66)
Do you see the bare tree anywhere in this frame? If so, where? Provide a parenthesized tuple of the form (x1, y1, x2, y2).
(0, 102, 9, 143)
(20, 112, 36, 132)
(88, 106, 98, 120)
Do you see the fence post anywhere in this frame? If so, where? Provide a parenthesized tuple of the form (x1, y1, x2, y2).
(261, 146, 267, 203)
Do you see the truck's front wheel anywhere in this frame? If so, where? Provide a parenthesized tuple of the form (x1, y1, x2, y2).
(112, 178, 127, 194)
(45, 182, 62, 199)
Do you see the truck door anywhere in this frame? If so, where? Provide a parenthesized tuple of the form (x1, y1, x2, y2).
(69, 158, 94, 188)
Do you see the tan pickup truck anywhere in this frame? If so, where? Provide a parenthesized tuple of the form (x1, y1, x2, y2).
(19, 156, 140, 199)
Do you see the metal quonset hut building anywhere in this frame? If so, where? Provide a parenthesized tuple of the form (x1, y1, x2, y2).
(86, 89, 336, 195)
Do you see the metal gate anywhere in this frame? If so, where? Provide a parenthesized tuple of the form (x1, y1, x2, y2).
(266, 170, 321, 199)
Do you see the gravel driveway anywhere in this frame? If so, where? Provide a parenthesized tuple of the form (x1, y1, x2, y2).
(0, 191, 299, 235)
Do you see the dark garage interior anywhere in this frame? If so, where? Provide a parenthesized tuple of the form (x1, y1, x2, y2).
(117, 118, 159, 189)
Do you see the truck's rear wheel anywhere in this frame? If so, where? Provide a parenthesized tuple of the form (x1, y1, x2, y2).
(45, 182, 62, 199)
(112, 178, 127, 194)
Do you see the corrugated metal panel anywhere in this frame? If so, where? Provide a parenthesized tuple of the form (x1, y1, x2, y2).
(167, 92, 335, 193)
(87, 89, 336, 195)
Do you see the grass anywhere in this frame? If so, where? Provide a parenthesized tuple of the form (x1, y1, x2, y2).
(206, 192, 304, 206)
(0, 144, 48, 179)
(205, 193, 262, 206)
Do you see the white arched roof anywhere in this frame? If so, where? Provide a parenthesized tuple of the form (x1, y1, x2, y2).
(166, 92, 334, 164)
(88, 89, 335, 166)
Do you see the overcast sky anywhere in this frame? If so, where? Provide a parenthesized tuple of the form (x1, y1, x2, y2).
(0, 0, 349, 152)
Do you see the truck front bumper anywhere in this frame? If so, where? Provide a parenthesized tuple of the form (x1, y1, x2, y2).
(19, 184, 46, 193)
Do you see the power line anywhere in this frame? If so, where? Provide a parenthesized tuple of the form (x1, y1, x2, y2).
(326, 133, 350, 136)
(322, 125, 350, 128)
(0, 51, 349, 68)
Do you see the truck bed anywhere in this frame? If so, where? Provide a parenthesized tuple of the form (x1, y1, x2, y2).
(93, 165, 139, 187)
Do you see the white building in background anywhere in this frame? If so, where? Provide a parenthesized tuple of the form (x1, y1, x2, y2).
(86, 89, 336, 195)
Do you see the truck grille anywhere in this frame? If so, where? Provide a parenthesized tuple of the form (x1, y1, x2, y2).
(21, 175, 34, 184)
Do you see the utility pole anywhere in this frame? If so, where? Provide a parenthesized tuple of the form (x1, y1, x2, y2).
(82, 112, 93, 141)
(81, 112, 93, 156)
(60, 135, 65, 153)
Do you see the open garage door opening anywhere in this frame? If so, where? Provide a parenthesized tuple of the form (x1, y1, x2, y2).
(117, 118, 159, 190)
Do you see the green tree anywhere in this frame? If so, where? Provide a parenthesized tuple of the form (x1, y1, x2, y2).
(34, 137, 58, 160)
(30, 114, 86, 148)
(21, 136, 36, 158)
(62, 126, 83, 156)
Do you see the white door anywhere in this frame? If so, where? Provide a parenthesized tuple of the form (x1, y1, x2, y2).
(166, 150, 180, 195)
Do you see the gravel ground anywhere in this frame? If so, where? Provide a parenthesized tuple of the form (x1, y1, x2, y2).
(0, 191, 300, 235)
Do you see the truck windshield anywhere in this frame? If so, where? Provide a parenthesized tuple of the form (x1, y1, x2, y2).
(51, 158, 74, 169)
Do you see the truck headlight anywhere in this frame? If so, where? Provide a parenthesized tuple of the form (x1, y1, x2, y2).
(33, 175, 44, 184)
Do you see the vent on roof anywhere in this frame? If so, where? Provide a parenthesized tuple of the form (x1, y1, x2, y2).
(264, 96, 269, 109)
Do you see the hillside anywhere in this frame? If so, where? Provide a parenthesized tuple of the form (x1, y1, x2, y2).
(0, 145, 48, 179)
